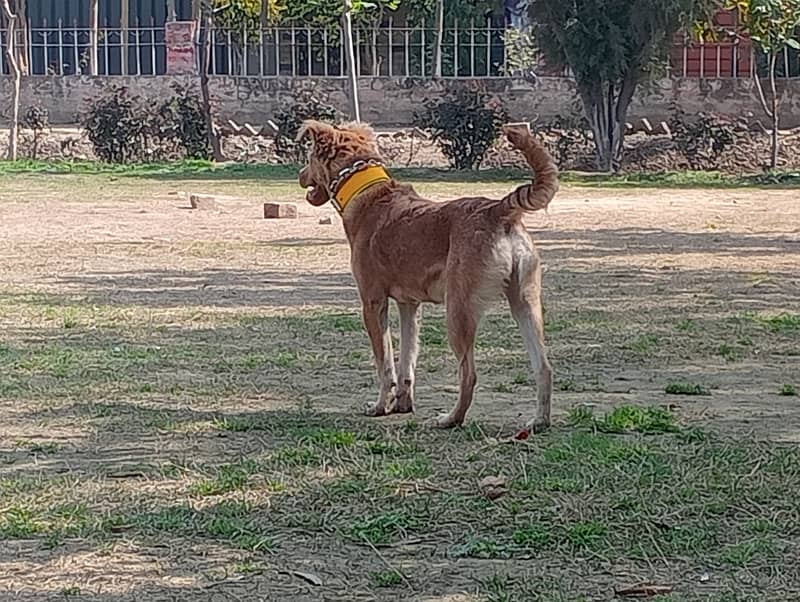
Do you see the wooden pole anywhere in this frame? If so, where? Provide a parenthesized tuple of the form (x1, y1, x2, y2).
(433, 0, 443, 78)
(89, 0, 98, 75)
(2, 0, 20, 160)
(14, 0, 27, 74)
(121, 0, 128, 74)
(342, 0, 361, 121)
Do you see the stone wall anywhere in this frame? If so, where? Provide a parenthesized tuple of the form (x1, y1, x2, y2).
(2, 75, 799, 128)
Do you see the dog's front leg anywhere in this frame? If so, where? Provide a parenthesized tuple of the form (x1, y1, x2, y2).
(393, 302, 421, 413)
(362, 296, 397, 417)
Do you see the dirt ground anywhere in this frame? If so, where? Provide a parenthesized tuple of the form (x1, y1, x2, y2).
(1, 172, 799, 601)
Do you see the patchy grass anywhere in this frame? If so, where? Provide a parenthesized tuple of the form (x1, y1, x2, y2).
(665, 382, 712, 396)
(2, 160, 799, 188)
(761, 313, 800, 333)
(1, 172, 799, 600)
(567, 405, 679, 434)
(371, 570, 403, 588)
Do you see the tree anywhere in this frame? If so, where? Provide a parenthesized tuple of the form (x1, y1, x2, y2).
(197, 0, 224, 161)
(530, 0, 716, 171)
(2, 0, 21, 160)
(725, 0, 800, 169)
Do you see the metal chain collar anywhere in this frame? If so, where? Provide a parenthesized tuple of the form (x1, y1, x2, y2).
(328, 159, 384, 198)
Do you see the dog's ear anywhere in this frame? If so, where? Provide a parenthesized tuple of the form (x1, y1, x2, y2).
(297, 120, 338, 159)
(340, 121, 376, 143)
(297, 120, 336, 144)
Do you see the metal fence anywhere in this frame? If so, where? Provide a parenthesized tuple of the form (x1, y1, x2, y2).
(0, 22, 166, 75)
(2, 23, 799, 79)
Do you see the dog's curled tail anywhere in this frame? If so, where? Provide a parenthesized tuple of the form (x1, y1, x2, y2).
(497, 124, 558, 216)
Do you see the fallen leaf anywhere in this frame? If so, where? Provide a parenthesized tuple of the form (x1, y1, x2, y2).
(479, 475, 507, 500)
(479, 476, 506, 489)
(291, 571, 323, 586)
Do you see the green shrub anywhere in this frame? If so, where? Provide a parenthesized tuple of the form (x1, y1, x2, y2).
(415, 86, 508, 170)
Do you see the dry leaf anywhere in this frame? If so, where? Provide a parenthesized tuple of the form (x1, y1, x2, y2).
(479, 475, 507, 500)
(479, 476, 506, 489)
(291, 571, 323, 586)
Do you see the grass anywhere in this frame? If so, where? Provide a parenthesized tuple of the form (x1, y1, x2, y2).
(567, 405, 679, 433)
(1, 171, 799, 600)
(780, 384, 798, 396)
(2, 159, 799, 188)
(371, 570, 403, 587)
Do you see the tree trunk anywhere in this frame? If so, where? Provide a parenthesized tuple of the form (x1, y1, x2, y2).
(2, 0, 20, 160)
(198, 3, 224, 161)
(432, 0, 444, 78)
(580, 74, 636, 172)
(342, 0, 361, 121)
(753, 52, 779, 170)
(89, 0, 98, 75)
(260, 0, 270, 28)
(769, 53, 779, 170)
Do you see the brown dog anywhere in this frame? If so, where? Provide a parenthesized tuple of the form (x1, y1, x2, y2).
(298, 121, 558, 431)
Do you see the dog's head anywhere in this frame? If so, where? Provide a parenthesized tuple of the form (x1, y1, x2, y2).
(297, 120, 381, 206)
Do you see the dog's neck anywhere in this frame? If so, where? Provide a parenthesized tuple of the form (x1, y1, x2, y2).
(329, 159, 391, 214)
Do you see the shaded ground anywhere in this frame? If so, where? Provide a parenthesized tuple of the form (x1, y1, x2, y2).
(1, 171, 799, 601)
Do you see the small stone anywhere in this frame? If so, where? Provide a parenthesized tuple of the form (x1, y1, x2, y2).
(318, 216, 332, 225)
(189, 194, 218, 210)
(264, 202, 298, 219)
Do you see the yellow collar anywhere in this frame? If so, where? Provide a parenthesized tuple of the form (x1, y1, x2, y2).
(332, 165, 391, 214)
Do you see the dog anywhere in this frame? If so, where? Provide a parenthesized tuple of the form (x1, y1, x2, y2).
(298, 121, 558, 432)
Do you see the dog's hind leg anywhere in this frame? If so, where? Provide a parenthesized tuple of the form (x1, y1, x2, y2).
(434, 299, 480, 428)
(392, 302, 421, 414)
(362, 296, 398, 417)
(506, 259, 553, 433)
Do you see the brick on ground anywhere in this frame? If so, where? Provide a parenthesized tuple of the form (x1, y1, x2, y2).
(263, 202, 298, 219)
(189, 194, 219, 210)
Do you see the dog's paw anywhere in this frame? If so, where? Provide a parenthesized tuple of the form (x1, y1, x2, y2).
(429, 412, 462, 429)
(388, 390, 415, 414)
(364, 401, 388, 417)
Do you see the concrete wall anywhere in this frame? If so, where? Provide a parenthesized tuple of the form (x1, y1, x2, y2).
(2, 75, 800, 128)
